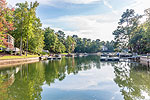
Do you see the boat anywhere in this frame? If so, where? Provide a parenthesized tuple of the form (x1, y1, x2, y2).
(107, 57, 119, 61)
(84, 53, 88, 56)
(39, 56, 47, 60)
(100, 56, 108, 61)
(65, 54, 75, 57)
(76, 53, 84, 57)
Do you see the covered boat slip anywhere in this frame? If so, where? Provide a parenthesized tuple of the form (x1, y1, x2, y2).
(100, 56, 120, 61)
(100, 52, 138, 62)
(100, 53, 120, 61)
(100, 56, 141, 62)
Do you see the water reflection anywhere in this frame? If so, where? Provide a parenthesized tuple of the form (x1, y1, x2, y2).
(0, 56, 150, 100)
(112, 62, 150, 100)
(0, 56, 100, 100)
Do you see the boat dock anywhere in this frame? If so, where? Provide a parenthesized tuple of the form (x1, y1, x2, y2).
(100, 53, 141, 62)
(100, 56, 120, 61)
(140, 56, 150, 66)
(47, 57, 61, 60)
(39, 55, 62, 61)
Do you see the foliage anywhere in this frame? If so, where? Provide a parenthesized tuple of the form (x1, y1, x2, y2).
(73, 35, 114, 53)
(12, 1, 44, 54)
(113, 8, 150, 54)
(44, 27, 66, 53)
(65, 36, 75, 53)
(0, 0, 14, 47)
(0, 0, 14, 33)
(113, 9, 136, 51)
(1, 0, 115, 55)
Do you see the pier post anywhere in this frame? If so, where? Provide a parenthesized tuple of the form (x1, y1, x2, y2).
(147, 53, 150, 67)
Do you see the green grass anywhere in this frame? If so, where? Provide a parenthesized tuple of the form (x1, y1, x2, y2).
(0, 55, 39, 60)
(61, 53, 68, 55)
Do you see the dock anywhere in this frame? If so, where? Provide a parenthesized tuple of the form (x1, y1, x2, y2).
(47, 55, 62, 60)
(100, 56, 119, 61)
(140, 56, 150, 66)
(39, 54, 62, 61)
(100, 52, 141, 62)
(47, 57, 61, 60)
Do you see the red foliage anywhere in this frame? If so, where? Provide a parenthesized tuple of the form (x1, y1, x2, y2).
(0, 0, 15, 33)
(11, 8, 15, 11)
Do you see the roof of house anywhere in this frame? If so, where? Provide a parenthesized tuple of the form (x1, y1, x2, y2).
(6, 34, 15, 40)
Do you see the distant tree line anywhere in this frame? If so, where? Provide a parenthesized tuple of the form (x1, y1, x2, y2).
(43, 27, 114, 53)
(0, 0, 114, 55)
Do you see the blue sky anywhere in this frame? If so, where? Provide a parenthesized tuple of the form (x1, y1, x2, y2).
(7, 0, 150, 41)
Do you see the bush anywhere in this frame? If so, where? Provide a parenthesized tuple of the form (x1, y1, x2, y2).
(40, 51, 49, 55)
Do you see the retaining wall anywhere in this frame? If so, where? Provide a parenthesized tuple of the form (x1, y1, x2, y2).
(0, 57, 39, 68)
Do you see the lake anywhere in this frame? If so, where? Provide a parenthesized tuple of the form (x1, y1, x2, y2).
(0, 55, 150, 100)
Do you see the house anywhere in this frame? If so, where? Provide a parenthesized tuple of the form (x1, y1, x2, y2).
(101, 45, 108, 51)
(0, 34, 14, 50)
(42, 50, 49, 53)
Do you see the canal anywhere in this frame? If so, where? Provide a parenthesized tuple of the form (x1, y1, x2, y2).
(0, 55, 150, 100)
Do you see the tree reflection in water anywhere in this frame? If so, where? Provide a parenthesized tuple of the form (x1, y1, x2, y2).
(112, 61, 150, 100)
(1, 56, 150, 100)
(0, 55, 100, 100)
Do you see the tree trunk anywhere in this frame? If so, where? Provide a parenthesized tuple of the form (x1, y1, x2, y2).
(26, 35, 28, 56)
(20, 32, 22, 56)
(20, 17, 23, 56)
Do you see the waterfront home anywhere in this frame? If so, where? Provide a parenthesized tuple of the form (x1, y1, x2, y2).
(42, 50, 49, 54)
(0, 34, 14, 51)
(101, 45, 108, 51)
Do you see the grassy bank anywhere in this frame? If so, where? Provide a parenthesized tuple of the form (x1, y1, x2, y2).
(0, 55, 39, 60)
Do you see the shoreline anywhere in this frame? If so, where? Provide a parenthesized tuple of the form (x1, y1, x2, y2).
(0, 53, 101, 68)
(0, 57, 40, 68)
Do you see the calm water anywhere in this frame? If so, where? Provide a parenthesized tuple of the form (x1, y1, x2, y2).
(0, 55, 150, 100)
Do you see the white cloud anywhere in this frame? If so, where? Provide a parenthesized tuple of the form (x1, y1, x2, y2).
(6, 0, 150, 41)
(123, 0, 150, 15)
(43, 13, 119, 40)
(103, 0, 118, 15)
(7, 0, 54, 6)
(44, 65, 118, 91)
(6, 0, 101, 6)
(63, 0, 101, 4)
(103, 0, 112, 9)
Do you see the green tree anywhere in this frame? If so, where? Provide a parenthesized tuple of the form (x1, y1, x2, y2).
(44, 27, 57, 53)
(12, 1, 44, 54)
(65, 36, 75, 53)
(113, 9, 140, 52)
(55, 40, 66, 53)
(56, 30, 65, 44)
(44, 27, 66, 53)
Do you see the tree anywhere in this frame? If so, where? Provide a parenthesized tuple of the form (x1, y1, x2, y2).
(56, 30, 65, 44)
(0, 0, 14, 47)
(44, 27, 66, 53)
(73, 35, 104, 53)
(65, 36, 75, 53)
(44, 27, 57, 53)
(113, 9, 138, 52)
(55, 41, 66, 53)
(12, 1, 44, 54)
